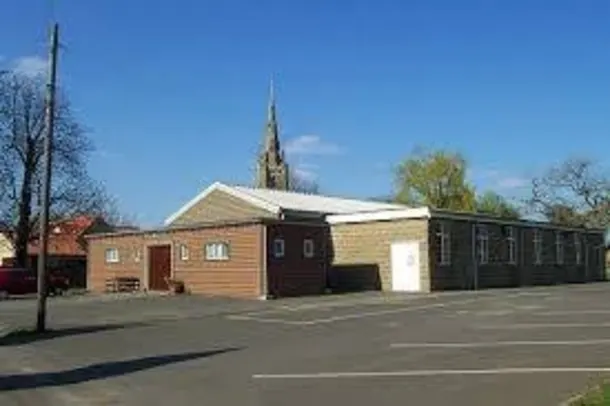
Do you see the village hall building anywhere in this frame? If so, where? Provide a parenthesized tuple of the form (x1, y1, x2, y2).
(86, 87, 607, 299)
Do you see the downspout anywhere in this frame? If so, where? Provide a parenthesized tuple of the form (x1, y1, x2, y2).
(472, 222, 478, 291)
(260, 222, 268, 300)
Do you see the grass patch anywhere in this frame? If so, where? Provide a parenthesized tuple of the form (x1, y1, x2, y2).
(569, 379, 610, 405)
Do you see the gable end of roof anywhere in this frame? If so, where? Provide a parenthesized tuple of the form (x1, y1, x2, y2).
(163, 182, 281, 226)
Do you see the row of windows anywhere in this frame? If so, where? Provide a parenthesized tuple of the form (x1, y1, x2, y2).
(104, 237, 316, 264)
(435, 223, 594, 266)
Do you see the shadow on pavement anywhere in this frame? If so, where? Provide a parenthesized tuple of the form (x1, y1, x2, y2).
(0, 347, 240, 391)
(0, 322, 149, 347)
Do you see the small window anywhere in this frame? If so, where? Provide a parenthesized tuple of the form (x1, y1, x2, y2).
(533, 229, 543, 265)
(505, 226, 516, 264)
(436, 222, 451, 265)
(273, 238, 285, 258)
(105, 248, 119, 263)
(303, 239, 314, 258)
(574, 233, 582, 265)
(133, 248, 142, 263)
(179, 244, 189, 261)
(476, 225, 489, 265)
(555, 232, 564, 265)
(205, 242, 229, 261)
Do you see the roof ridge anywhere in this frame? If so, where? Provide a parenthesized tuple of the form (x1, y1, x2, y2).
(230, 183, 405, 206)
(224, 184, 284, 210)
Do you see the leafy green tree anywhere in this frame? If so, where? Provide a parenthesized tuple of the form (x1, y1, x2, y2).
(476, 191, 521, 219)
(394, 148, 476, 211)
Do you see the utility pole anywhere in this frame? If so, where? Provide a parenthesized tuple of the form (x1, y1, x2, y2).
(36, 22, 59, 333)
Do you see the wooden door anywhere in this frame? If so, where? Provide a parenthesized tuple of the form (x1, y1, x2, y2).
(148, 245, 171, 290)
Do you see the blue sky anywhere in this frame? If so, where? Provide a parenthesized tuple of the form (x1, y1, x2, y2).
(1, 0, 609, 226)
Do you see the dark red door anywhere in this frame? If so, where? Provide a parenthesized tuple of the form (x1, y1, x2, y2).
(148, 245, 171, 290)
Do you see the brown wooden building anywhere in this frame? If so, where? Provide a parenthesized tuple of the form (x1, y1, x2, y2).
(86, 182, 403, 298)
(87, 182, 606, 299)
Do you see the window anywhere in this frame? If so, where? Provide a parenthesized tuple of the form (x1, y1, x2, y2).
(505, 226, 516, 264)
(133, 248, 142, 263)
(436, 222, 451, 265)
(555, 232, 564, 265)
(476, 225, 489, 265)
(533, 229, 542, 265)
(574, 233, 582, 265)
(179, 244, 189, 261)
(303, 239, 314, 258)
(205, 242, 229, 261)
(105, 248, 119, 263)
(273, 238, 285, 258)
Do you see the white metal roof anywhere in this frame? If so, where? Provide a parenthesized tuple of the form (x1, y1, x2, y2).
(164, 181, 408, 226)
(231, 184, 407, 214)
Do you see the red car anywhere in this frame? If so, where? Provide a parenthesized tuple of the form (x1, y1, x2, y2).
(0, 266, 69, 299)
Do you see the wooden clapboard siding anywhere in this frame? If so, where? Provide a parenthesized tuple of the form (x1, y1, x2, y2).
(168, 189, 276, 226)
(88, 221, 264, 298)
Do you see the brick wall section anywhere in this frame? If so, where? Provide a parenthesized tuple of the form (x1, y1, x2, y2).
(266, 223, 329, 297)
(169, 189, 275, 226)
(429, 217, 606, 291)
(330, 219, 429, 292)
(88, 222, 263, 298)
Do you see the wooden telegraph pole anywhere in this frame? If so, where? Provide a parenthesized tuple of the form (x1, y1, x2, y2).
(36, 23, 59, 333)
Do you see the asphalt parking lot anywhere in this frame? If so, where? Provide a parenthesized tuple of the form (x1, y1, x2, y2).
(3, 284, 610, 405)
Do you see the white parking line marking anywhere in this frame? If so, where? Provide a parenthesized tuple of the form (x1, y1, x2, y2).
(390, 339, 610, 349)
(252, 367, 610, 380)
(226, 315, 312, 325)
(477, 322, 610, 330)
(535, 310, 610, 316)
(228, 292, 536, 325)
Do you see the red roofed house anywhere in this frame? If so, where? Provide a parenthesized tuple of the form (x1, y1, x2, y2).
(22, 216, 115, 289)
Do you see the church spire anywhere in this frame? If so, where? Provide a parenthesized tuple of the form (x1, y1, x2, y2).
(255, 78, 289, 190)
(268, 77, 276, 121)
(265, 78, 280, 153)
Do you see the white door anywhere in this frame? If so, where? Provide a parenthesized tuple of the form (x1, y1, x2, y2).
(391, 241, 421, 292)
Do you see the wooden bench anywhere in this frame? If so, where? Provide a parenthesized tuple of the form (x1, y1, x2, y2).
(105, 277, 141, 293)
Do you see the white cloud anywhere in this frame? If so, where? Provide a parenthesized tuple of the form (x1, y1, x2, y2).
(12, 56, 47, 78)
(94, 149, 122, 159)
(292, 163, 318, 181)
(284, 135, 342, 156)
(474, 169, 529, 190)
(496, 176, 529, 189)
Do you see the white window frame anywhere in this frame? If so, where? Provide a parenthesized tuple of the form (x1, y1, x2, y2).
(476, 225, 489, 265)
(179, 244, 190, 261)
(506, 226, 516, 264)
(533, 229, 542, 265)
(303, 239, 314, 258)
(133, 248, 142, 263)
(436, 222, 451, 265)
(555, 232, 564, 265)
(105, 248, 119, 263)
(574, 233, 582, 266)
(205, 242, 229, 261)
(273, 238, 285, 258)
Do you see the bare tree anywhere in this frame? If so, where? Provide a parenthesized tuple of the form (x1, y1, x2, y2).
(527, 157, 610, 228)
(0, 72, 118, 266)
(289, 172, 320, 194)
